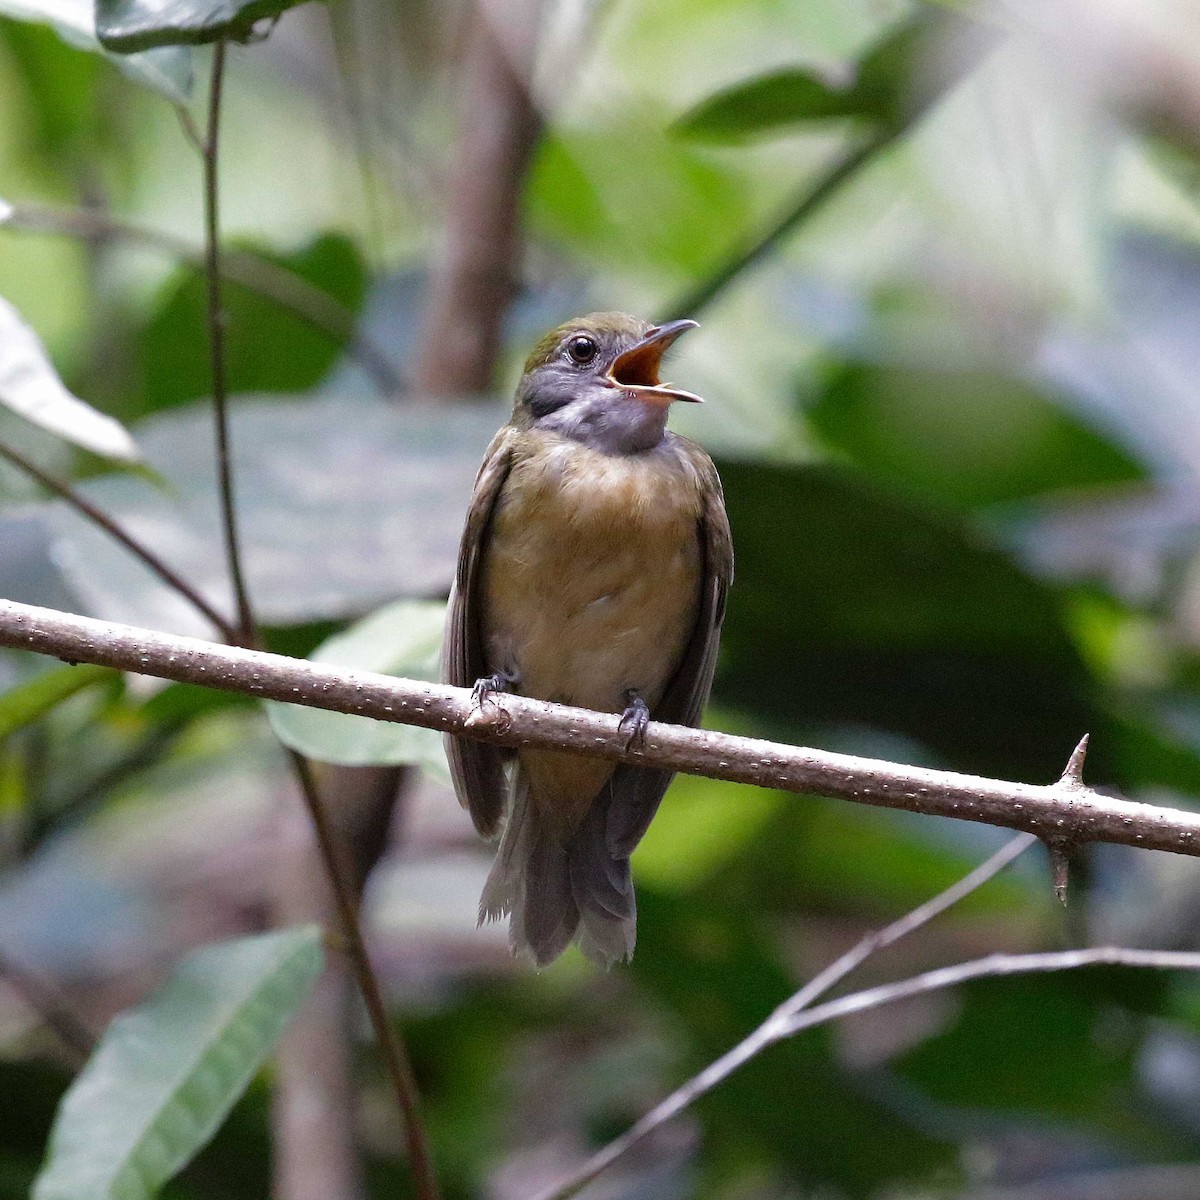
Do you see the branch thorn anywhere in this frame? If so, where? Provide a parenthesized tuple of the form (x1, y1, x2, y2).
(1046, 842, 1071, 906)
(1059, 733, 1090, 788)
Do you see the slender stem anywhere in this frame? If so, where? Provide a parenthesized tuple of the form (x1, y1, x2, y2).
(531, 833, 1038, 1200)
(287, 754, 440, 1199)
(5, 599, 1200, 865)
(195, 50, 441, 1199)
(0, 950, 95, 1063)
(779, 946, 1200, 1034)
(203, 42, 256, 648)
(773, 831, 1039, 1023)
(534, 845, 1200, 1200)
(0, 440, 237, 641)
(662, 128, 898, 322)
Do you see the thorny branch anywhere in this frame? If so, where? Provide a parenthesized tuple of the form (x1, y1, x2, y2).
(3, 598, 1200, 864)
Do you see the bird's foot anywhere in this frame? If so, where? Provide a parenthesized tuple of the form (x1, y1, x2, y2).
(619, 690, 651, 751)
(466, 670, 518, 730)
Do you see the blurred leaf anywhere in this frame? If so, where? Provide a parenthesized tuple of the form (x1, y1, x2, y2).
(266, 598, 449, 778)
(0, 664, 116, 741)
(808, 361, 1146, 508)
(32, 926, 322, 1200)
(677, 11, 946, 142)
(126, 233, 368, 420)
(714, 460, 1094, 780)
(634, 886, 954, 1193)
(0, 295, 140, 461)
(96, 0, 308, 51)
(0, 0, 191, 100)
(895, 971, 1182, 1149)
(0, 20, 102, 157)
(634, 769, 783, 891)
(528, 125, 763, 280)
(742, 795, 1036, 921)
(38, 393, 503, 633)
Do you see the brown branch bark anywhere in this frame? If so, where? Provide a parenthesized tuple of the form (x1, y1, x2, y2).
(3, 597, 1199, 860)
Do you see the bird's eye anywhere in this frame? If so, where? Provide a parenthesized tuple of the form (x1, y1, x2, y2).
(565, 335, 598, 366)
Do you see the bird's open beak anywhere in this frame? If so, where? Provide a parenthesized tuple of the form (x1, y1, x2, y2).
(606, 318, 703, 405)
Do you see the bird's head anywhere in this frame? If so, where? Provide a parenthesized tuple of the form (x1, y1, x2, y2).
(514, 312, 702, 454)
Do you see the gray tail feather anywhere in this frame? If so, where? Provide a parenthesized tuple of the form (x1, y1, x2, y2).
(479, 775, 636, 968)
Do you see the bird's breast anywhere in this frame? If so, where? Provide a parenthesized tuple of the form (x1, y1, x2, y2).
(480, 434, 705, 718)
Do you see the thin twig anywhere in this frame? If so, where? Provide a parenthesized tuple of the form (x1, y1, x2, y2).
(0, 440, 237, 641)
(2, 204, 405, 395)
(194, 49, 441, 1200)
(782, 946, 1200, 1033)
(774, 832, 1039, 1023)
(286, 754, 440, 1199)
(531, 833, 1038, 1200)
(662, 129, 898, 322)
(539, 949, 1200, 1200)
(203, 42, 256, 648)
(174, 104, 206, 155)
(4, 598, 1200, 864)
(0, 950, 95, 1064)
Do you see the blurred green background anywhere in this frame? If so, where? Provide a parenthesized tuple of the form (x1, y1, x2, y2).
(5, 0, 1200, 1197)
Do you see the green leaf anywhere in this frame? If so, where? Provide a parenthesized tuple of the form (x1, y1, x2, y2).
(39, 395, 501, 632)
(807, 361, 1146, 508)
(894, 972, 1178, 1146)
(676, 10, 961, 142)
(266, 599, 449, 777)
(0, 664, 116, 741)
(32, 926, 323, 1200)
(125, 234, 368, 420)
(714, 460, 1094, 781)
(0, 295, 140, 462)
(96, 0, 312, 52)
(0, 0, 192, 100)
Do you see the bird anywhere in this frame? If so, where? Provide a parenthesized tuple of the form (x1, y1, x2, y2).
(443, 312, 733, 968)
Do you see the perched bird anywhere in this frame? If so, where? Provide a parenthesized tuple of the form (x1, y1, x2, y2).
(443, 312, 733, 967)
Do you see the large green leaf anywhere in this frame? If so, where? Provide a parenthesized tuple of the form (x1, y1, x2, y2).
(713, 460, 1094, 780)
(95, 0, 312, 51)
(122, 234, 368, 421)
(0, 0, 191, 100)
(676, 10, 968, 142)
(0, 664, 116, 741)
(266, 599, 449, 777)
(0, 295, 140, 462)
(807, 361, 1146, 509)
(33, 393, 501, 633)
(894, 972, 1183, 1150)
(32, 926, 322, 1200)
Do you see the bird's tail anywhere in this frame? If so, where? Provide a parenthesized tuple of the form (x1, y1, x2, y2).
(479, 775, 636, 968)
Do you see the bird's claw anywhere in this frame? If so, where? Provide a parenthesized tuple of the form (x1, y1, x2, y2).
(619, 691, 651, 751)
(466, 671, 517, 730)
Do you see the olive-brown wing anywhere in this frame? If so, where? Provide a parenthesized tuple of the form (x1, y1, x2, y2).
(442, 427, 517, 838)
